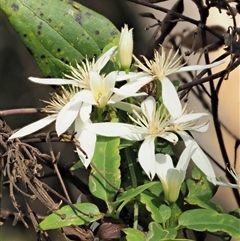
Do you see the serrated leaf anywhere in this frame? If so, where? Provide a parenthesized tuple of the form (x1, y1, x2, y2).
(89, 136, 120, 203)
(112, 182, 159, 205)
(122, 228, 146, 241)
(178, 209, 240, 239)
(146, 222, 177, 241)
(0, 0, 119, 77)
(39, 203, 102, 230)
(139, 191, 164, 223)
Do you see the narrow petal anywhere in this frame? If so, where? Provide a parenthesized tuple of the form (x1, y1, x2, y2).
(9, 115, 57, 139)
(80, 102, 92, 123)
(56, 98, 82, 135)
(76, 128, 97, 168)
(176, 60, 224, 73)
(110, 102, 141, 113)
(179, 131, 217, 184)
(94, 46, 117, 72)
(141, 96, 155, 123)
(85, 122, 145, 140)
(29, 77, 80, 86)
(177, 142, 197, 170)
(138, 137, 156, 179)
(111, 88, 146, 103)
(161, 77, 182, 118)
(172, 113, 209, 124)
(116, 71, 144, 81)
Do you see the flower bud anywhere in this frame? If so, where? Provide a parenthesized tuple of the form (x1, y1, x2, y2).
(118, 24, 133, 70)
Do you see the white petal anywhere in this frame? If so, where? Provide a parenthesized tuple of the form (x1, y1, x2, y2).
(74, 90, 97, 105)
(9, 115, 57, 139)
(94, 46, 117, 72)
(75, 122, 96, 168)
(29, 77, 80, 86)
(110, 102, 141, 113)
(85, 122, 145, 140)
(192, 122, 209, 132)
(155, 153, 174, 175)
(177, 142, 197, 170)
(161, 77, 182, 118)
(172, 113, 208, 124)
(116, 71, 145, 81)
(179, 131, 216, 184)
(56, 98, 82, 135)
(111, 88, 146, 103)
(138, 137, 156, 179)
(165, 168, 186, 202)
(176, 60, 224, 73)
(161, 132, 179, 144)
(141, 96, 155, 123)
(80, 102, 92, 123)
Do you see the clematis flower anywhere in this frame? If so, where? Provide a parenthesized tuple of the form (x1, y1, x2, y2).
(165, 105, 217, 184)
(118, 24, 133, 70)
(8, 87, 96, 168)
(131, 46, 224, 118)
(56, 70, 147, 131)
(155, 142, 197, 203)
(28, 46, 118, 89)
(85, 96, 178, 179)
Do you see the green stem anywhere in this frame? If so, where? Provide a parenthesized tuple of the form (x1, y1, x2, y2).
(156, 80, 162, 101)
(125, 148, 138, 229)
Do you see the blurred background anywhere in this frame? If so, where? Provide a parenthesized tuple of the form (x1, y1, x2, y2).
(0, 0, 239, 240)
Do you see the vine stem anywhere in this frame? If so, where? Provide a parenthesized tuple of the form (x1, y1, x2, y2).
(0, 108, 41, 116)
(125, 148, 138, 229)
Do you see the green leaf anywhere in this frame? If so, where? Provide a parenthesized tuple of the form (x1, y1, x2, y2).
(39, 203, 102, 230)
(187, 166, 218, 199)
(122, 228, 146, 241)
(89, 136, 120, 203)
(0, 0, 119, 77)
(112, 182, 159, 205)
(146, 222, 177, 241)
(178, 209, 240, 239)
(185, 196, 224, 213)
(159, 205, 171, 223)
(139, 191, 164, 223)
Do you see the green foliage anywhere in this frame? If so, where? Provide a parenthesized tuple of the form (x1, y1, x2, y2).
(0, 0, 119, 77)
(112, 182, 159, 206)
(178, 209, 240, 239)
(38, 203, 102, 230)
(186, 167, 223, 212)
(139, 191, 165, 223)
(146, 222, 177, 241)
(89, 136, 121, 204)
(122, 228, 146, 241)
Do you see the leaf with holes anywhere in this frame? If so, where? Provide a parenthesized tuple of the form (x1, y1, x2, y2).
(89, 136, 120, 203)
(0, 0, 119, 77)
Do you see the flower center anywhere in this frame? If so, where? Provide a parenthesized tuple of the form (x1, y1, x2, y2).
(42, 86, 79, 113)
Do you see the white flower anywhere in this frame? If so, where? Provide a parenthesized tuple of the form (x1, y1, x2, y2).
(85, 96, 178, 179)
(131, 46, 224, 118)
(166, 105, 217, 184)
(118, 24, 133, 70)
(8, 87, 96, 168)
(155, 142, 197, 203)
(215, 167, 240, 189)
(56, 70, 147, 127)
(28, 46, 118, 89)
